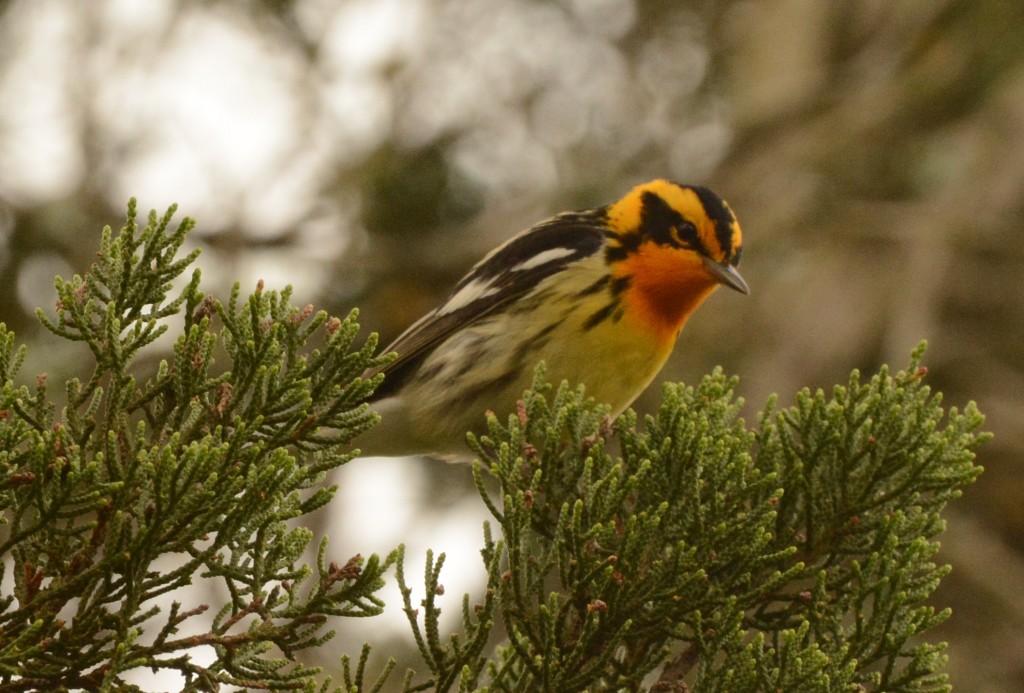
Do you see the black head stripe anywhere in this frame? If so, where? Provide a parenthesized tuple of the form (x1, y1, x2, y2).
(640, 191, 683, 245)
(690, 185, 736, 258)
(639, 190, 708, 254)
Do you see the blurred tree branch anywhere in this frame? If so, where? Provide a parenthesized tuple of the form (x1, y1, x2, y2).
(0, 201, 391, 689)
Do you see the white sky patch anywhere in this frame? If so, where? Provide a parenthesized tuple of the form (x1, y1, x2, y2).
(510, 246, 575, 271)
(330, 458, 492, 637)
(104, 9, 306, 229)
(320, 0, 425, 74)
(0, 1, 83, 203)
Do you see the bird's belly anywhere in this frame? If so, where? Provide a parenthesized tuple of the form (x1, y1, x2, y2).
(541, 314, 672, 416)
(398, 302, 674, 453)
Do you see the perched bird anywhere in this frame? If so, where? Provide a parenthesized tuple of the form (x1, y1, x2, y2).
(360, 179, 747, 457)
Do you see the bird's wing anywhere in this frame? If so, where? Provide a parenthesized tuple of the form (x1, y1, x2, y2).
(367, 213, 607, 400)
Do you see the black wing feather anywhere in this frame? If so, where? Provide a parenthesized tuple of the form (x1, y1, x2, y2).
(368, 212, 607, 400)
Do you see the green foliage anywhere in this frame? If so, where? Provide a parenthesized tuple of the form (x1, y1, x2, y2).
(388, 351, 985, 692)
(0, 201, 988, 692)
(0, 201, 393, 690)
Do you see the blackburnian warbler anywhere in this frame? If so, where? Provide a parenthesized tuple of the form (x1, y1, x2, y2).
(360, 179, 747, 457)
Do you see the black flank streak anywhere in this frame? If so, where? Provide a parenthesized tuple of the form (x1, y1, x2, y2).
(575, 274, 611, 298)
(610, 275, 631, 297)
(508, 288, 554, 316)
(525, 321, 559, 352)
(461, 322, 560, 404)
(583, 302, 617, 331)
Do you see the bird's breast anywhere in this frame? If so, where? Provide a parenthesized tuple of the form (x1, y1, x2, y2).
(616, 244, 720, 341)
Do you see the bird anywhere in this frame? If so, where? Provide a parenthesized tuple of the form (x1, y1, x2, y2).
(358, 179, 747, 457)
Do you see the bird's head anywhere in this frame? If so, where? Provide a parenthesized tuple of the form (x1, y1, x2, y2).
(599, 179, 748, 336)
(603, 178, 748, 295)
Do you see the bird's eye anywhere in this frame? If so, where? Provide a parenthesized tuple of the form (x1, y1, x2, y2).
(669, 221, 698, 249)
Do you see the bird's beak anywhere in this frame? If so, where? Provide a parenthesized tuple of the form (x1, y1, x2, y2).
(702, 256, 749, 294)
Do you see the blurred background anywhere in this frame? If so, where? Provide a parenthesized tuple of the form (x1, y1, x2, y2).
(1, 0, 1022, 689)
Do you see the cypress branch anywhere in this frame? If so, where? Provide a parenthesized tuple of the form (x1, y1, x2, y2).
(390, 354, 985, 692)
(0, 200, 988, 692)
(1, 200, 393, 690)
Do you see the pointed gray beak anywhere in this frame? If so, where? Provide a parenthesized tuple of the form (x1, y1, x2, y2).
(702, 256, 749, 294)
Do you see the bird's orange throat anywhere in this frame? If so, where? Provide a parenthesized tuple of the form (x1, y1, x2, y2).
(616, 243, 720, 342)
